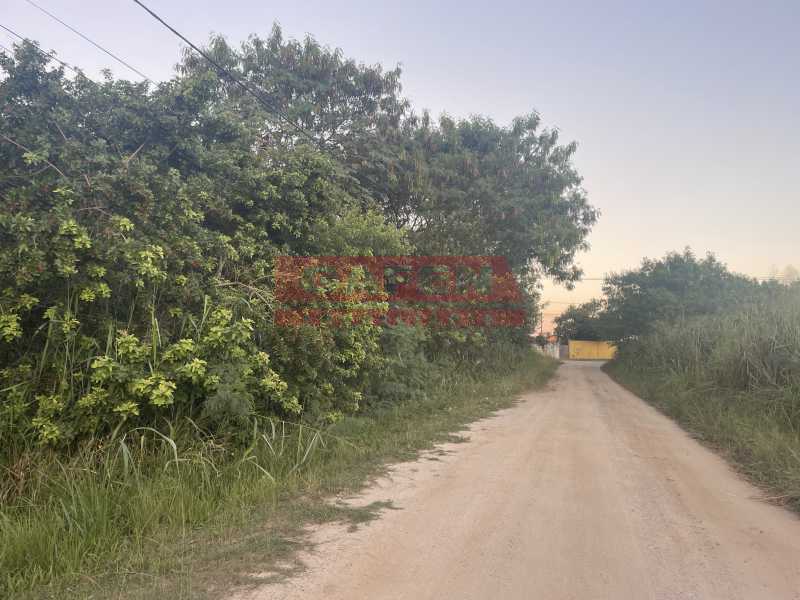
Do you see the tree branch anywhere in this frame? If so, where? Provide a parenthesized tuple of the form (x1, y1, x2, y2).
(0, 133, 69, 179)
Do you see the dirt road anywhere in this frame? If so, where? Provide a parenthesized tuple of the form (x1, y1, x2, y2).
(237, 361, 800, 600)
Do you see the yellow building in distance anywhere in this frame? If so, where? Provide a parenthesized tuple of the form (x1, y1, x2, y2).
(568, 340, 617, 360)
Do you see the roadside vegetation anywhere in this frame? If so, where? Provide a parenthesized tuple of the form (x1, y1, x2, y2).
(557, 249, 800, 511)
(0, 26, 579, 597)
(2, 343, 555, 599)
(606, 294, 800, 512)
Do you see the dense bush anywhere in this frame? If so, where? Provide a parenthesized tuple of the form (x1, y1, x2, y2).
(0, 44, 394, 445)
(0, 29, 594, 448)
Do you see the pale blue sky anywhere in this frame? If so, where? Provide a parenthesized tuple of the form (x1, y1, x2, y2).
(3, 0, 799, 315)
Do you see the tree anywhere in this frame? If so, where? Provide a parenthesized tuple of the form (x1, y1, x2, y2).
(176, 28, 598, 284)
(0, 27, 597, 445)
(396, 114, 597, 283)
(554, 300, 605, 343)
(600, 249, 760, 342)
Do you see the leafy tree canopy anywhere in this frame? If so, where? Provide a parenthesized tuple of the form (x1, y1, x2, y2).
(0, 29, 596, 445)
(177, 26, 597, 281)
(556, 249, 796, 345)
(601, 249, 760, 341)
(554, 299, 605, 342)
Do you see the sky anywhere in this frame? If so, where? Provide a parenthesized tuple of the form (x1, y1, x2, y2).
(3, 0, 799, 329)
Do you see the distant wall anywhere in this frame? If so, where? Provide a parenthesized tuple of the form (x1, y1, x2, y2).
(542, 342, 561, 359)
(568, 340, 617, 360)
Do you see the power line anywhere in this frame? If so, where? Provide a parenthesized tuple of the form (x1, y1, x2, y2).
(22, 0, 151, 81)
(0, 22, 91, 80)
(6, 11, 800, 286)
(563, 274, 794, 283)
(2, 23, 316, 186)
(130, 0, 321, 148)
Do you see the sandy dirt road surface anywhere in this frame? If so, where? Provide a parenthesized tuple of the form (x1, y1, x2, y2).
(235, 361, 800, 600)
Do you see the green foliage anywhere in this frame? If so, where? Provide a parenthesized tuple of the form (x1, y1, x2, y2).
(397, 114, 598, 282)
(177, 27, 597, 284)
(0, 26, 584, 597)
(607, 291, 800, 512)
(0, 347, 556, 598)
(555, 249, 795, 344)
(554, 299, 604, 342)
(601, 248, 769, 341)
(179, 25, 407, 154)
(0, 42, 391, 444)
(0, 29, 594, 450)
(614, 292, 800, 395)
(365, 325, 437, 406)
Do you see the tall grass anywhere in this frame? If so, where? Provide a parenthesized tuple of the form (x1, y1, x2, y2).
(607, 292, 800, 510)
(616, 293, 800, 392)
(0, 345, 556, 598)
(0, 419, 321, 593)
